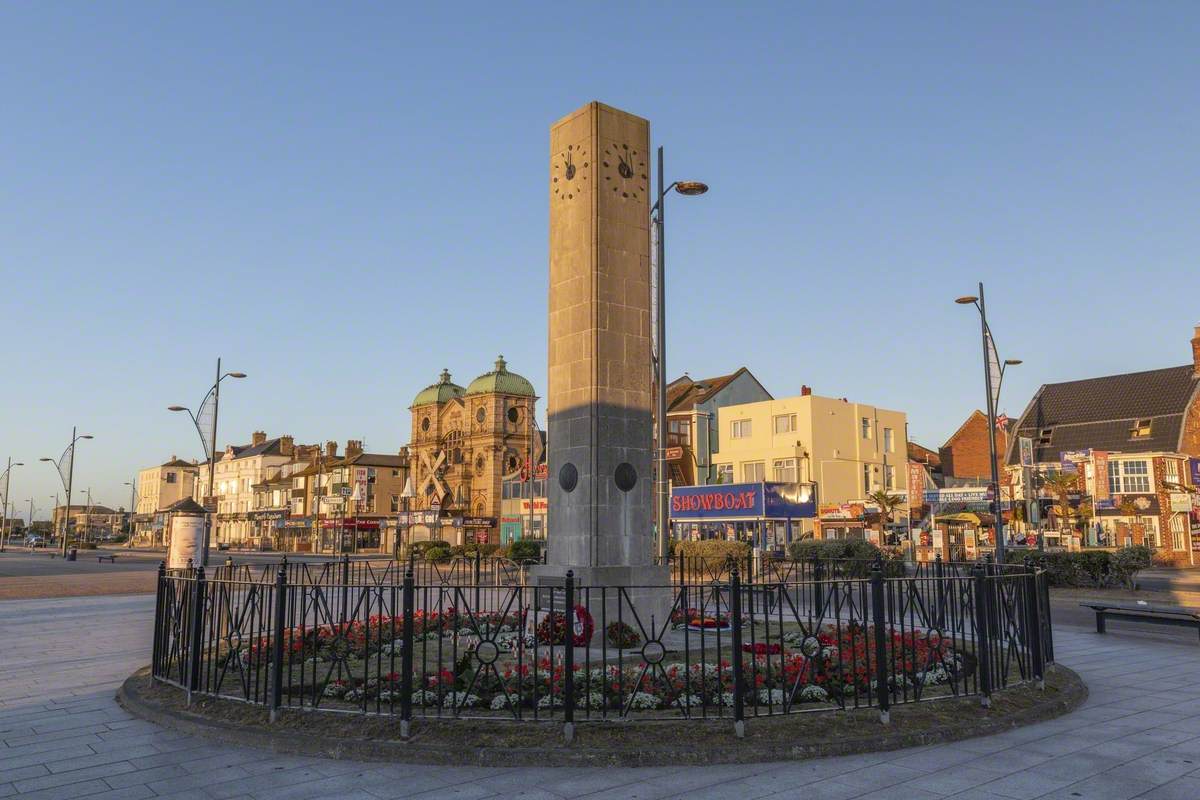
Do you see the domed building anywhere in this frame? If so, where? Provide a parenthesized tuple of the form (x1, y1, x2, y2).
(407, 357, 539, 546)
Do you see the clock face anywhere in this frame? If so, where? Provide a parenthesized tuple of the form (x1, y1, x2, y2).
(602, 143, 648, 200)
(551, 143, 588, 202)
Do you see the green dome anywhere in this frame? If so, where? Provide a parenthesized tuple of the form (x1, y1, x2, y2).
(412, 369, 465, 407)
(465, 356, 535, 397)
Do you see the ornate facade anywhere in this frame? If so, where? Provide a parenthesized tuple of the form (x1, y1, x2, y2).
(408, 357, 538, 545)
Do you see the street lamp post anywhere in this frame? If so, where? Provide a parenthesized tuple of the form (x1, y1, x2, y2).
(168, 357, 246, 566)
(651, 147, 708, 560)
(40, 427, 93, 557)
(124, 480, 139, 548)
(1, 459, 24, 551)
(399, 476, 414, 560)
(956, 284, 1021, 564)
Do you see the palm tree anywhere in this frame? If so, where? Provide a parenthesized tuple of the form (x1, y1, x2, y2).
(866, 489, 905, 543)
(1042, 471, 1078, 532)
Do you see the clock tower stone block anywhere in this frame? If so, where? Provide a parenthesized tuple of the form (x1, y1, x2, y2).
(542, 101, 663, 584)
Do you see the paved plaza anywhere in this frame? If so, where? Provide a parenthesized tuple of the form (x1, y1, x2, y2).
(0, 593, 1198, 800)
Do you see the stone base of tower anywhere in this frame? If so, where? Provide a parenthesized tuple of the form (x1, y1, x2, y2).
(529, 564, 676, 644)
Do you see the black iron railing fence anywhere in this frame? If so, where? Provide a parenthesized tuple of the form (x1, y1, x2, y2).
(152, 555, 1052, 732)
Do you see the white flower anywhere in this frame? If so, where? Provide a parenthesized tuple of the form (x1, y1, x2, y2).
(676, 693, 704, 708)
(628, 692, 661, 710)
(719, 692, 736, 707)
(412, 690, 438, 706)
(583, 692, 607, 710)
(758, 688, 786, 705)
(536, 694, 564, 709)
(491, 694, 516, 710)
(322, 682, 347, 698)
(442, 691, 479, 709)
(799, 685, 828, 702)
(343, 688, 365, 702)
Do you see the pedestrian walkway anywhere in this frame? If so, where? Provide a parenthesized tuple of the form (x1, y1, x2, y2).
(1, 594, 1198, 800)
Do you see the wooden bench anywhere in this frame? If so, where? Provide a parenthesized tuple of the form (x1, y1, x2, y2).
(98, 554, 117, 563)
(1082, 602, 1200, 641)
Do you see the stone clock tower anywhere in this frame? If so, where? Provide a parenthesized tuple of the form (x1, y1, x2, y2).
(540, 101, 665, 591)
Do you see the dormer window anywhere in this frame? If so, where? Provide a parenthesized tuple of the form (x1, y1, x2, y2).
(1036, 427, 1053, 446)
(1129, 419, 1152, 439)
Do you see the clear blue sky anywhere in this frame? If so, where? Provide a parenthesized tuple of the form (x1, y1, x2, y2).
(2, 2, 1198, 518)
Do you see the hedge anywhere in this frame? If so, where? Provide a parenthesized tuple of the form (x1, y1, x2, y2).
(1004, 546, 1151, 589)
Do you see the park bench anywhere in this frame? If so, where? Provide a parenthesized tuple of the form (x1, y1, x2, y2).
(1082, 602, 1200, 642)
(98, 554, 117, 563)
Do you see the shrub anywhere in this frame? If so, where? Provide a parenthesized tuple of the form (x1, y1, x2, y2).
(606, 620, 641, 649)
(409, 539, 451, 561)
(508, 539, 542, 562)
(672, 539, 751, 565)
(787, 538, 879, 562)
(1110, 545, 1151, 590)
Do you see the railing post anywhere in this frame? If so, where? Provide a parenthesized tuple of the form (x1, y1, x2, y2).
(811, 555, 824, 618)
(870, 557, 890, 723)
(1038, 565, 1054, 663)
(473, 547, 482, 612)
(934, 553, 946, 628)
(972, 562, 993, 707)
(400, 565, 414, 738)
(1022, 559, 1044, 690)
(186, 565, 207, 706)
(563, 570, 576, 743)
(730, 564, 745, 738)
(152, 561, 166, 679)
(340, 552, 351, 622)
(270, 564, 288, 721)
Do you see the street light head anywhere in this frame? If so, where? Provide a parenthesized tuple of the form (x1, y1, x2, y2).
(80, 435, 93, 440)
(39, 458, 53, 462)
(228, 372, 247, 379)
(674, 181, 708, 196)
(955, 296, 979, 305)
(1005, 359, 1023, 366)
(14, 462, 24, 466)
(167, 405, 188, 412)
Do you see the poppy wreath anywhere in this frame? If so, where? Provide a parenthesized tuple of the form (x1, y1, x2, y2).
(535, 605, 595, 646)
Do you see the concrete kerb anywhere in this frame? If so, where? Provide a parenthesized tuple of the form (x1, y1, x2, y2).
(117, 665, 1088, 768)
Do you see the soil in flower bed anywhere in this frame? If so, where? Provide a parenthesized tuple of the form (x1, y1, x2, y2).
(121, 664, 1084, 767)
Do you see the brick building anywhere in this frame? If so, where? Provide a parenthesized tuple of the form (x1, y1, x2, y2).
(1004, 325, 1200, 565)
(939, 410, 1012, 481)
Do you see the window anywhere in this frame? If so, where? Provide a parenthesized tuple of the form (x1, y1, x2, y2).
(390, 495, 399, 513)
(731, 419, 752, 439)
(165, 472, 177, 484)
(861, 417, 872, 439)
(668, 419, 691, 446)
(1111, 460, 1151, 493)
(773, 414, 796, 434)
(1164, 460, 1179, 484)
(1129, 419, 1152, 439)
(773, 458, 797, 483)
(884, 464, 895, 489)
(1170, 515, 1186, 550)
(863, 464, 872, 493)
(883, 428, 894, 453)
(1037, 427, 1053, 446)
(742, 462, 765, 482)
(715, 464, 733, 484)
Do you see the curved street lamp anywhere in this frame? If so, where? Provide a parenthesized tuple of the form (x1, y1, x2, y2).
(168, 358, 246, 565)
(0, 459, 24, 551)
(956, 284, 1021, 563)
(652, 149, 708, 559)
(40, 428, 93, 556)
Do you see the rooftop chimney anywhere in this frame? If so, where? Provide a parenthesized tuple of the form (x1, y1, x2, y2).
(346, 440, 363, 458)
(251, 431, 267, 447)
(801, 385, 812, 396)
(280, 436, 294, 457)
(1192, 324, 1200, 378)
(325, 441, 338, 458)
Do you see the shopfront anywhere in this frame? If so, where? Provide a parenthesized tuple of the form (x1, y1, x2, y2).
(669, 482, 816, 553)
